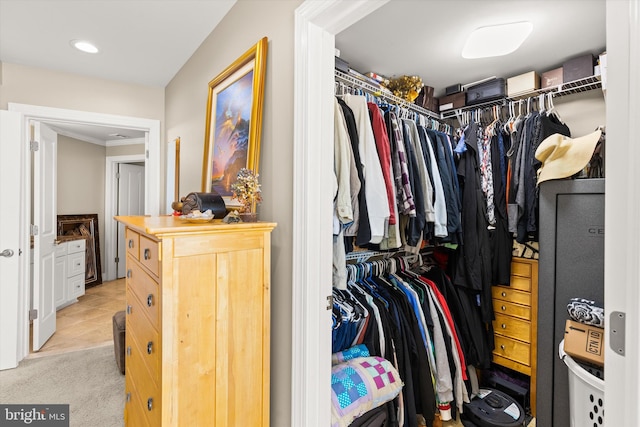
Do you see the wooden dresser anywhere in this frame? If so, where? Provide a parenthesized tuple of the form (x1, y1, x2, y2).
(491, 257, 538, 416)
(115, 216, 276, 427)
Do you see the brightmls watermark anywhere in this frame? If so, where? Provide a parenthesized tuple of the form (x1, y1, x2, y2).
(0, 405, 69, 426)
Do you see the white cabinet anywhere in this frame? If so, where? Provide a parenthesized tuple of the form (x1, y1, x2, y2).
(54, 239, 86, 309)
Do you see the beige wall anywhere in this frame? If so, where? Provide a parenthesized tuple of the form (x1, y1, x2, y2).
(555, 90, 606, 136)
(105, 143, 145, 157)
(57, 135, 106, 272)
(165, 0, 301, 424)
(0, 62, 164, 119)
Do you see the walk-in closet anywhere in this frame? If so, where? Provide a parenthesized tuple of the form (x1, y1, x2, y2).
(326, 1, 606, 426)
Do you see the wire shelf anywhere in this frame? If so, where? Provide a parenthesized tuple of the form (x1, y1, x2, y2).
(335, 69, 442, 120)
(440, 75, 603, 120)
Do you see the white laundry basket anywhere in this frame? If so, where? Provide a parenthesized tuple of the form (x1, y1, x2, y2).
(559, 340, 605, 427)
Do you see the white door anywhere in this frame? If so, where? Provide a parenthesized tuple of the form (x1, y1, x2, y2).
(32, 122, 58, 351)
(116, 163, 145, 278)
(0, 111, 22, 370)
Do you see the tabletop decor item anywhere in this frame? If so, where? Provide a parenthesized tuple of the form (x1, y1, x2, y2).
(202, 37, 268, 209)
(231, 168, 262, 222)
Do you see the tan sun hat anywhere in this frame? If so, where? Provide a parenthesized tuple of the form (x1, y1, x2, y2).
(535, 130, 602, 185)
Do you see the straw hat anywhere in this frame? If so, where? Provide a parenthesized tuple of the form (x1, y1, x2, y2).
(535, 130, 602, 185)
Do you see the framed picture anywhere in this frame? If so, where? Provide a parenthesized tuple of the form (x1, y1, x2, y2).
(202, 37, 268, 204)
(57, 214, 102, 288)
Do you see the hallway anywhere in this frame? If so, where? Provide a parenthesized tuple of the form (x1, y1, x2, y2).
(30, 278, 126, 357)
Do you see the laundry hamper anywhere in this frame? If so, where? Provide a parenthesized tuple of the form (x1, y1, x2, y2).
(559, 340, 605, 427)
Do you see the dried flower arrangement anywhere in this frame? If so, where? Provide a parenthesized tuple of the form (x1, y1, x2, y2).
(383, 75, 424, 102)
(230, 168, 263, 214)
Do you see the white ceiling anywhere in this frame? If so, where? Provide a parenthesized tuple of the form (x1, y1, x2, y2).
(0, 0, 236, 144)
(0, 0, 606, 141)
(336, 0, 606, 98)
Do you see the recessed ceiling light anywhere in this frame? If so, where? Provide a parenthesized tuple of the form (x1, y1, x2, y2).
(462, 21, 533, 59)
(70, 39, 99, 54)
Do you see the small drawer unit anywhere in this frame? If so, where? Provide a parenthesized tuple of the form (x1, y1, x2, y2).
(492, 257, 538, 416)
(54, 238, 86, 309)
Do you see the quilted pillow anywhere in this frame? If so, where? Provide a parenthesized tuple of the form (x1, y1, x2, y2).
(331, 356, 403, 427)
(331, 344, 370, 365)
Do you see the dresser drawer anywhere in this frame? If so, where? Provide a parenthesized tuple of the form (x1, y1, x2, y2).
(509, 276, 532, 292)
(67, 239, 86, 255)
(139, 235, 160, 277)
(493, 299, 531, 321)
(126, 309, 161, 383)
(67, 252, 85, 277)
(493, 313, 531, 343)
(126, 228, 140, 261)
(125, 373, 151, 427)
(126, 331, 161, 427)
(126, 260, 160, 329)
(492, 286, 531, 306)
(511, 260, 532, 278)
(493, 335, 531, 366)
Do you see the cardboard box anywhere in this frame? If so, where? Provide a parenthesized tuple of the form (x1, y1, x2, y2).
(563, 54, 596, 83)
(541, 67, 563, 89)
(507, 71, 540, 96)
(438, 92, 465, 111)
(564, 319, 604, 366)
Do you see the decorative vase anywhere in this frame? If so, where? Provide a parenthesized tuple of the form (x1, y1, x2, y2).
(238, 212, 258, 223)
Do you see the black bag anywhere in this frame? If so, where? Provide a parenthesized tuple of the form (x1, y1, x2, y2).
(466, 78, 506, 105)
(181, 191, 227, 218)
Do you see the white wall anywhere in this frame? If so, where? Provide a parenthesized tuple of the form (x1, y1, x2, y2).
(165, 1, 302, 425)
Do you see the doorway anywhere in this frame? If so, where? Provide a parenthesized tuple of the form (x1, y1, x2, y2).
(5, 102, 161, 364)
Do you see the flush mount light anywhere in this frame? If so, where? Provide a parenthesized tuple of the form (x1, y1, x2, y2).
(70, 39, 99, 54)
(462, 21, 533, 59)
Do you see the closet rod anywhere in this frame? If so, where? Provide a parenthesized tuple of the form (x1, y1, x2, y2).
(335, 69, 442, 120)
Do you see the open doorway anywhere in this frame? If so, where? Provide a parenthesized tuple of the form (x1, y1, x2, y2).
(6, 102, 161, 361)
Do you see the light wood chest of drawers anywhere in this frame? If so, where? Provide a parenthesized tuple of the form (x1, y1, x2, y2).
(116, 216, 276, 427)
(491, 257, 538, 416)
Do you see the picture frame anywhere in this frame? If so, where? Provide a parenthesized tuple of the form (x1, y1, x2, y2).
(202, 37, 268, 205)
(57, 214, 102, 288)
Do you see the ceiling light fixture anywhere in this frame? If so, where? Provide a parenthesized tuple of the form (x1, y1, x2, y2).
(70, 39, 99, 54)
(462, 21, 533, 59)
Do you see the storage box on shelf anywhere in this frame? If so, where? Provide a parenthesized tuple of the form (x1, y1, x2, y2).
(117, 215, 276, 427)
(491, 257, 538, 416)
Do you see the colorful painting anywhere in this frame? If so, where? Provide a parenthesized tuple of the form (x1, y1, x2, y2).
(202, 38, 268, 200)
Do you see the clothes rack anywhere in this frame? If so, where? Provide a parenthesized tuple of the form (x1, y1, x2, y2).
(335, 69, 443, 122)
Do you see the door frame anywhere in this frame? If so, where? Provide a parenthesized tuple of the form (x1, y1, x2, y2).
(291, 1, 389, 425)
(292, 0, 640, 426)
(7, 102, 160, 363)
(104, 154, 146, 282)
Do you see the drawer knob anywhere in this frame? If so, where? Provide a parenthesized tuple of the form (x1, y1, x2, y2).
(147, 294, 153, 307)
(126, 392, 131, 403)
(501, 305, 506, 311)
(501, 324, 507, 329)
(147, 398, 153, 411)
(126, 346, 132, 356)
(501, 292, 507, 297)
(501, 345, 506, 350)
(127, 269, 132, 279)
(128, 239, 134, 249)
(147, 341, 153, 355)
(126, 305, 132, 315)
(144, 248, 151, 260)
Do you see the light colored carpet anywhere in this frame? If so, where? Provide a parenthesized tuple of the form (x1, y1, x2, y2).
(0, 343, 124, 427)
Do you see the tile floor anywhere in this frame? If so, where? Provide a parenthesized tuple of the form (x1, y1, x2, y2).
(30, 278, 126, 357)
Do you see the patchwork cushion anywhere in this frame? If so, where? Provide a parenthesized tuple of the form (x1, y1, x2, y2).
(331, 356, 403, 427)
(331, 344, 370, 365)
